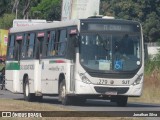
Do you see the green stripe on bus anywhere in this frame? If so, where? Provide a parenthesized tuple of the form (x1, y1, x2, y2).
(49, 60, 57, 64)
(5, 62, 20, 70)
(49, 60, 65, 64)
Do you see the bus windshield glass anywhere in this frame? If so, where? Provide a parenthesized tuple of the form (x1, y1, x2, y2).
(80, 24, 142, 72)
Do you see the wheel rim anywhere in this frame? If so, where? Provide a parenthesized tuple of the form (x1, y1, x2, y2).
(61, 85, 66, 99)
(25, 83, 29, 97)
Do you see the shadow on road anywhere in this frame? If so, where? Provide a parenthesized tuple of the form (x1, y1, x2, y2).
(1, 90, 160, 108)
(15, 97, 160, 108)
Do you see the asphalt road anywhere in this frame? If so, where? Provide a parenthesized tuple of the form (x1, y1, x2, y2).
(0, 89, 160, 112)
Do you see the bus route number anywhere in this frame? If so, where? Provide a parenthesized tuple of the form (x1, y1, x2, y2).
(97, 79, 108, 85)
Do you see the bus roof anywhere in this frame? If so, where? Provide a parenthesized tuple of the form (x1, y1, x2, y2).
(9, 18, 141, 34)
(9, 20, 79, 33)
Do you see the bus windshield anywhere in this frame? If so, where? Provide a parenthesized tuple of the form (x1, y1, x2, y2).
(80, 33, 141, 72)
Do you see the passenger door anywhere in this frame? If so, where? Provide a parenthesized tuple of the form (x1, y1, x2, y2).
(41, 30, 59, 94)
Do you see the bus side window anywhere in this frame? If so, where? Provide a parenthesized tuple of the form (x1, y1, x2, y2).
(7, 34, 15, 59)
(44, 31, 50, 57)
(21, 33, 35, 59)
(36, 33, 45, 59)
(26, 34, 30, 57)
(15, 34, 23, 61)
(57, 29, 67, 56)
(67, 34, 77, 61)
(45, 31, 55, 57)
(21, 34, 27, 58)
(27, 33, 35, 58)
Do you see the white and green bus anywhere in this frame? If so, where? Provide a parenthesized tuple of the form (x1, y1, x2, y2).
(5, 17, 144, 106)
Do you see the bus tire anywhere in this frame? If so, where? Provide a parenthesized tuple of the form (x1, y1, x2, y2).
(23, 76, 35, 102)
(116, 96, 128, 107)
(59, 80, 71, 105)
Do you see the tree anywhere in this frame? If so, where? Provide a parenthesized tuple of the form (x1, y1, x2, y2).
(23, 0, 31, 19)
(12, 0, 19, 19)
(31, 0, 61, 21)
(11, 0, 41, 19)
(0, 0, 10, 17)
(143, 12, 160, 42)
(100, 0, 160, 42)
(0, 14, 15, 29)
(0, 0, 160, 43)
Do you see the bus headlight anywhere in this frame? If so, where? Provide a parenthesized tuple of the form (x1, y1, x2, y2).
(79, 73, 92, 84)
(132, 74, 143, 85)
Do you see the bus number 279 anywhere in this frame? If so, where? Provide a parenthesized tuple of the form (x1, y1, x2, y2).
(97, 79, 108, 85)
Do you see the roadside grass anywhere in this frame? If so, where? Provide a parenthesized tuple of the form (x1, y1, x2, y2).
(129, 69, 160, 103)
(0, 99, 69, 111)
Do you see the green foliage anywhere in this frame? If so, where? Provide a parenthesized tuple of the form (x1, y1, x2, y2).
(30, 0, 61, 21)
(143, 12, 160, 42)
(145, 55, 160, 74)
(0, 14, 15, 29)
(0, 0, 160, 43)
(0, 0, 10, 16)
(145, 60, 156, 74)
(100, 0, 160, 42)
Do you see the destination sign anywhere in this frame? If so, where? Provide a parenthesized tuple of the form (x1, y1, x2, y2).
(81, 23, 140, 32)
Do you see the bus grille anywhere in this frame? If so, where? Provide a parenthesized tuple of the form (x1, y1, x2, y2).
(94, 87, 129, 94)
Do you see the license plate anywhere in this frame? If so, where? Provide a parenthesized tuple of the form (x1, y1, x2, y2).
(105, 91, 117, 95)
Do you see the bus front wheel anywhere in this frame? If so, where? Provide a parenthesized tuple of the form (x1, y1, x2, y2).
(59, 80, 71, 105)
